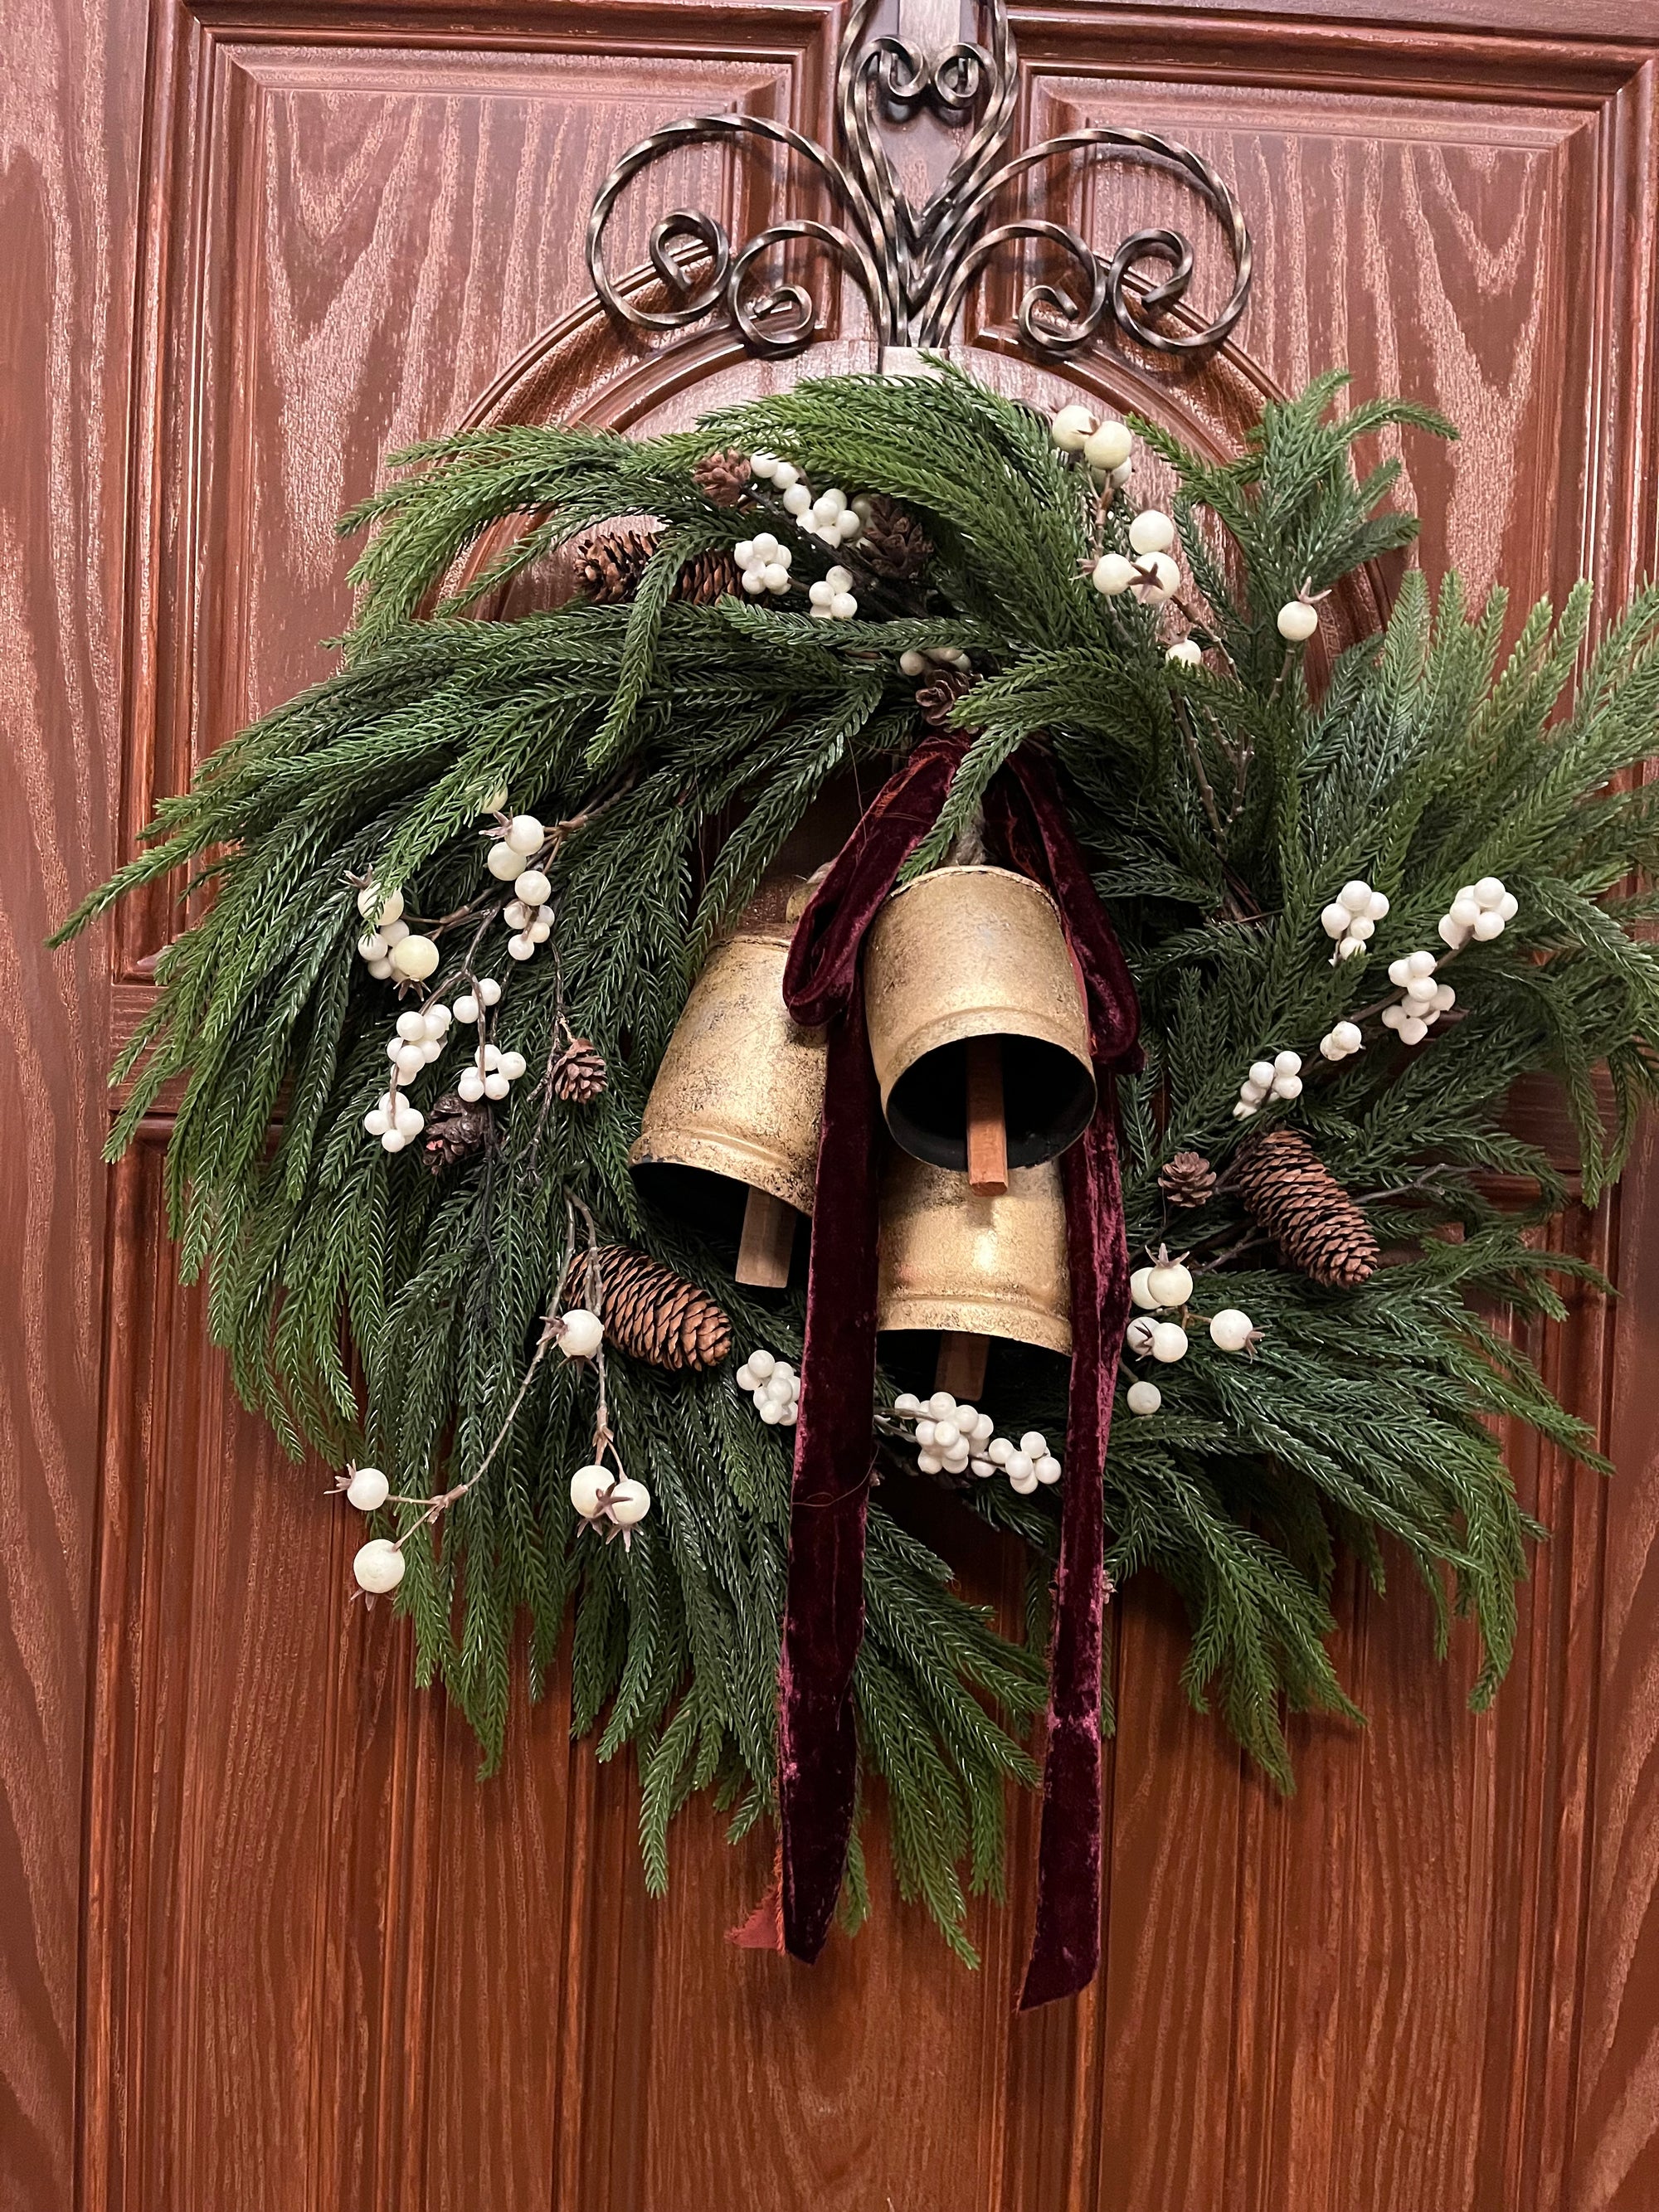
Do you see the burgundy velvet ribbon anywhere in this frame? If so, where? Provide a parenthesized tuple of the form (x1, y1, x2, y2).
(776, 737, 1141, 2005)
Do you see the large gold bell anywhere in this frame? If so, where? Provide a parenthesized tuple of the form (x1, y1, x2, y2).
(863, 865, 1095, 1184)
(630, 921, 825, 1286)
(877, 1149, 1071, 1395)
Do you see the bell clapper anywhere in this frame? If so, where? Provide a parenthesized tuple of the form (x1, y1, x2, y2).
(965, 1036, 1009, 1195)
(935, 1330, 989, 1401)
(736, 1186, 797, 1289)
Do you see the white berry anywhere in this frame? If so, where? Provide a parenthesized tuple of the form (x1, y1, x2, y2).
(513, 869, 552, 908)
(782, 482, 812, 516)
(346, 1465, 390, 1511)
(1208, 1309, 1255, 1353)
(606, 1477, 651, 1528)
(1473, 910, 1506, 941)
(1050, 403, 1095, 451)
(570, 1464, 613, 1519)
(452, 993, 479, 1025)
(487, 841, 522, 881)
(1130, 1266, 1158, 1310)
(505, 814, 544, 856)
(1082, 420, 1132, 471)
(353, 1538, 405, 1593)
(1332, 1021, 1362, 1053)
(558, 1309, 603, 1359)
(477, 980, 501, 1005)
(358, 883, 403, 926)
(1166, 639, 1203, 667)
(1092, 553, 1137, 596)
(1133, 552, 1180, 605)
(1145, 1258, 1193, 1309)
(1150, 1321, 1190, 1364)
(1321, 902, 1351, 940)
(391, 935, 440, 983)
(1277, 599, 1319, 641)
(1128, 508, 1175, 556)
(1126, 1380, 1161, 1416)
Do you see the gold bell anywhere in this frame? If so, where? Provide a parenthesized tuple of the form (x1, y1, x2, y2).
(876, 1148, 1070, 1398)
(630, 918, 825, 1287)
(863, 865, 1094, 1194)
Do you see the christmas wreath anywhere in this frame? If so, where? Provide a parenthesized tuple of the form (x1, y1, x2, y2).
(58, 365, 1659, 1987)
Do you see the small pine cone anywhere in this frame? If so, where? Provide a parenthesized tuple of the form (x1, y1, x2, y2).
(692, 448, 752, 508)
(580, 527, 658, 604)
(552, 1037, 607, 1103)
(916, 669, 975, 730)
(1234, 1128, 1379, 1289)
(421, 1093, 497, 1173)
(673, 547, 744, 606)
(563, 1244, 732, 1371)
(1159, 1150, 1217, 1209)
(859, 493, 932, 580)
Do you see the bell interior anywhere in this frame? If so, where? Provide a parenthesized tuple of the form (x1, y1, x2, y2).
(885, 1033, 1094, 1172)
(630, 1161, 806, 1289)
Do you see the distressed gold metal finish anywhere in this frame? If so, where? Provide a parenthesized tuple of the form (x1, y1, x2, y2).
(630, 926, 825, 1218)
(876, 1149, 1071, 1355)
(863, 864, 1095, 1172)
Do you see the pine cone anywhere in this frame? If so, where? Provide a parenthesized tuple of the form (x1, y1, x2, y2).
(859, 493, 931, 580)
(580, 528, 658, 604)
(1159, 1150, 1217, 1209)
(563, 1245, 732, 1371)
(692, 448, 752, 508)
(916, 669, 975, 730)
(421, 1092, 497, 1173)
(1234, 1128, 1379, 1289)
(578, 527, 740, 607)
(673, 547, 744, 606)
(552, 1036, 607, 1103)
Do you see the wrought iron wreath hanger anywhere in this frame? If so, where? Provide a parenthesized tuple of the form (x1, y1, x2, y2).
(585, 0, 1253, 362)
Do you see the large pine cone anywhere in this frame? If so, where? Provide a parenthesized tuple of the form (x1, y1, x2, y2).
(858, 493, 931, 579)
(1233, 1128, 1379, 1288)
(579, 527, 741, 607)
(562, 1245, 732, 1371)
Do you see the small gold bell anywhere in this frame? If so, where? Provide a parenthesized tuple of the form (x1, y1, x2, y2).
(630, 918, 825, 1287)
(863, 865, 1094, 1193)
(876, 1148, 1070, 1397)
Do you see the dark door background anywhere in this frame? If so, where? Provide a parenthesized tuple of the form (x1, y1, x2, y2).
(4, 2, 1659, 2205)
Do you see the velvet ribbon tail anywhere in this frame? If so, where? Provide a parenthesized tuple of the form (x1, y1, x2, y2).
(776, 738, 967, 1964)
(987, 753, 1140, 2009)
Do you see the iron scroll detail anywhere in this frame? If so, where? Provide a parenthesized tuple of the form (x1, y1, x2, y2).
(585, 0, 1252, 361)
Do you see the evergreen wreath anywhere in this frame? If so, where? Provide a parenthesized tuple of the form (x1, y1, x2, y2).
(57, 365, 1659, 1962)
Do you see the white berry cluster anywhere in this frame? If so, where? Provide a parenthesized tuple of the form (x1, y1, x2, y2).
(365, 999, 454, 1152)
(357, 883, 440, 985)
(1438, 875, 1518, 949)
(1320, 877, 1389, 961)
(736, 1347, 800, 1426)
(456, 1040, 528, 1104)
(451, 978, 502, 1024)
(1092, 508, 1180, 607)
(750, 454, 864, 545)
(483, 814, 558, 961)
(1048, 404, 1135, 483)
(806, 565, 859, 622)
(1126, 1248, 1194, 1373)
(1320, 1018, 1365, 1063)
(899, 644, 970, 677)
(893, 1389, 1060, 1493)
(1381, 950, 1455, 1046)
(1234, 1048, 1302, 1118)
(734, 531, 793, 596)
(570, 1461, 651, 1529)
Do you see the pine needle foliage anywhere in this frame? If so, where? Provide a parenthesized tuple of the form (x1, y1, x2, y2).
(57, 363, 1659, 1947)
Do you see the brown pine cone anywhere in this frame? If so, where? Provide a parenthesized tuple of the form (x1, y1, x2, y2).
(1159, 1150, 1217, 1209)
(552, 1037, 607, 1103)
(579, 527, 740, 607)
(692, 448, 752, 508)
(1234, 1128, 1379, 1289)
(673, 547, 744, 606)
(916, 669, 975, 730)
(859, 493, 931, 580)
(421, 1093, 497, 1173)
(562, 1245, 732, 1371)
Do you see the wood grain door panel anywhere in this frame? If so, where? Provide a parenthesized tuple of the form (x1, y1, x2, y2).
(3, 2, 1658, 2208)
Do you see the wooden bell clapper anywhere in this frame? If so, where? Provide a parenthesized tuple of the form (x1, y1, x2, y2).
(737, 1186, 797, 1288)
(932, 1035, 1008, 1396)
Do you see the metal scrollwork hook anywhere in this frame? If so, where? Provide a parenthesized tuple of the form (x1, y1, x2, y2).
(585, 0, 1253, 364)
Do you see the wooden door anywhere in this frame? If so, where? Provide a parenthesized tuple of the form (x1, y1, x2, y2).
(6, 1, 1659, 2205)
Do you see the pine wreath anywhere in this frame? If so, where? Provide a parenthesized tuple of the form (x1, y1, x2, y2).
(55, 365, 1659, 1962)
